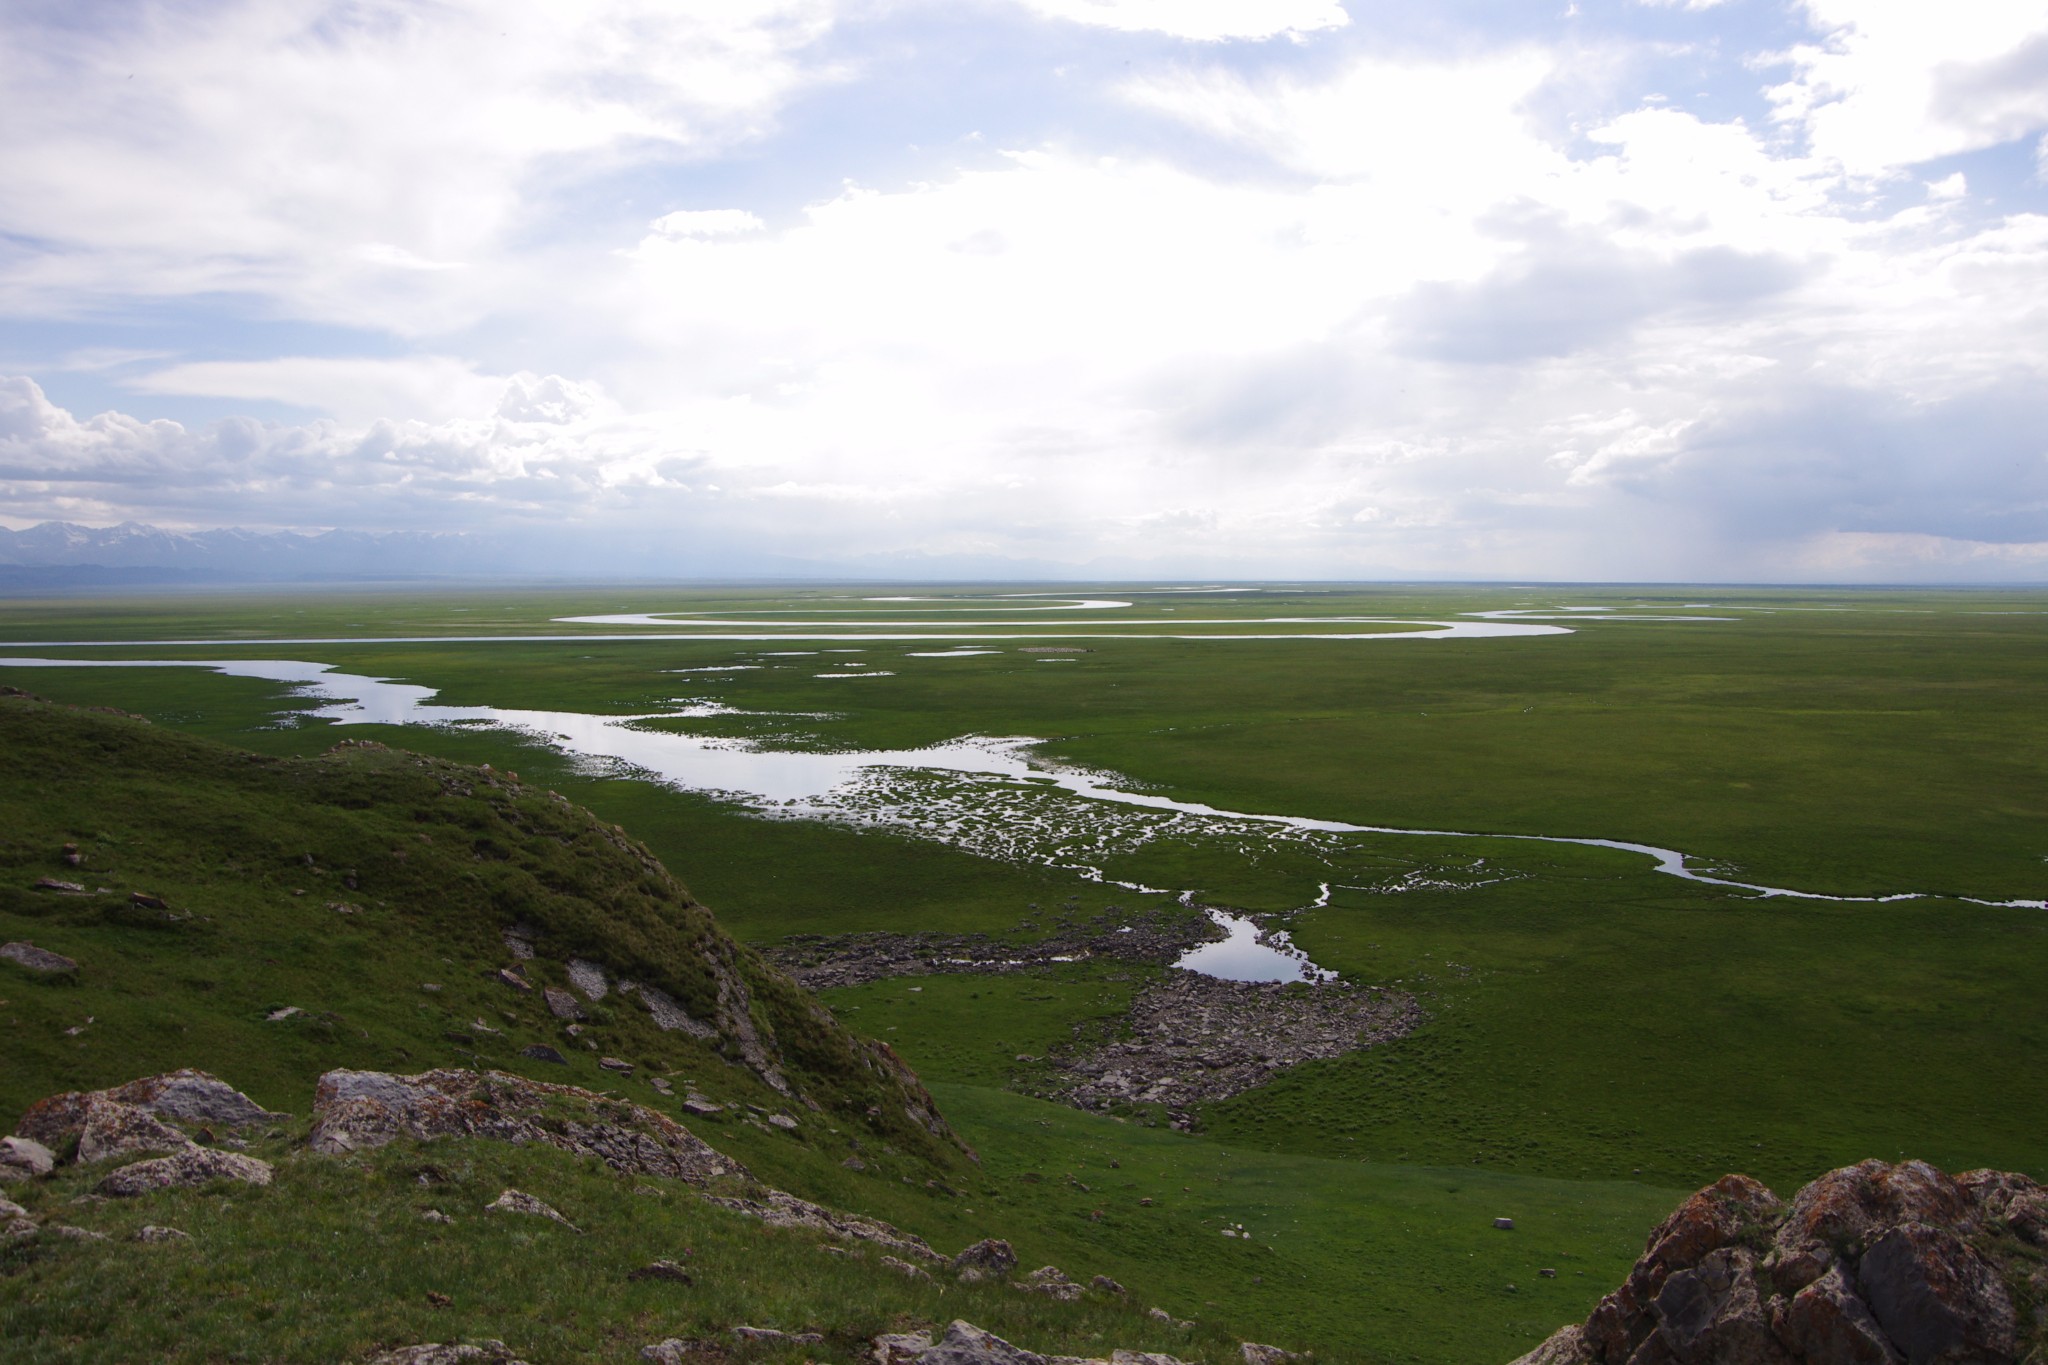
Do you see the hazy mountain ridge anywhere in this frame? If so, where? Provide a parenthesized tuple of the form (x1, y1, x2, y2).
(0, 520, 479, 580)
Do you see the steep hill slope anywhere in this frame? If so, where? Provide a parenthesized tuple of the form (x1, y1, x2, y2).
(0, 686, 965, 1175)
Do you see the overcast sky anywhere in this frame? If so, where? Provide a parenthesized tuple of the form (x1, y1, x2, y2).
(2, 0, 2046, 580)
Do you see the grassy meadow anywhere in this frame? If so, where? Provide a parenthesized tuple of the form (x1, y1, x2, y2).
(4, 582, 2046, 1364)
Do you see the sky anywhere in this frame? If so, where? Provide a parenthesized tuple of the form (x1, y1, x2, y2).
(1, 0, 2046, 581)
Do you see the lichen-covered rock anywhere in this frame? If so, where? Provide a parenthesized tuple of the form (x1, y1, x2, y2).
(15, 1070, 283, 1159)
(1768, 1161, 1970, 1296)
(1514, 1161, 2042, 1365)
(1648, 1245, 1790, 1363)
(135, 1225, 190, 1243)
(306, 1069, 745, 1185)
(75, 1095, 196, 1165)
(1583, 1174, 1782, 1364)
(954, 1236, 1020, 1282)
(903, 1320, 1050, 1365)
(95, 1147, 273, 1197)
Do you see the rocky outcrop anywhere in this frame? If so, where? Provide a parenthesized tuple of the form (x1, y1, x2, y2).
(306, 1069, 746, 1184)
(15, 1069, 283, 1157)
(1511, 1160, 2046, 1365)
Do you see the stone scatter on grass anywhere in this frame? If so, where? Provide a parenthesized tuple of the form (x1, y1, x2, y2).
(626, 1257, 693, 1283)
(0, 1135, 56, 1181)
(703, 1186, 947, 1264)
(881, 1253, 933, 1280)
(1238, 1345, 1305, 1365)
(1018, 1265, 1085, 1301)
(306, 1068, 746, 1184)
(1046, 971, 1419, 1123)
(365, 1343, 533, 1365)
(872, 1319, 1197, 1365)
(765, 910, 1221, 991)
(1, 940, 78, 972)
(485, 1188, 581, 1232)
(732, 1326, 824, 1345)
(954, 1237, 1019, 1282)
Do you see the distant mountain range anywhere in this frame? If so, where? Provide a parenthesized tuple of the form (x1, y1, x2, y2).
(0, 520, 1126, 586)
(0, 521, 481, 584)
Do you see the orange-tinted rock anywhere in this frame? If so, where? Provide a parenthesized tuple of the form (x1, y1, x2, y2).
(1768, 1162, 1970, 1295)
(1855, 1223, 2016, 1364)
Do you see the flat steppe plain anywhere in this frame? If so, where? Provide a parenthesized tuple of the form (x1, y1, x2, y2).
(4, 582, 2044, 1364)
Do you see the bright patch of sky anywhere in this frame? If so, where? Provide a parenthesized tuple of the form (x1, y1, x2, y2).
(2, 0, 2046, 580)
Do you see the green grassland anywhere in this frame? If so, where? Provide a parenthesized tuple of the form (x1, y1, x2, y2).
(5, 582, 2047, 1363)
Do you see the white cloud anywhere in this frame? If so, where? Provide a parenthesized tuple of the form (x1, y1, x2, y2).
(0, 1, 839, 323)
(1012, 0, 1348, 42)
(3, 6, 2048, 579)
(1767, 2, 2048, 174)
(1926, 172, 1968, 200)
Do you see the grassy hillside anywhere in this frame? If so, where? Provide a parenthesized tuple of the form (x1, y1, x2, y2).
(0, 684, 1688, 1365)
(0, 687, 966, 1176)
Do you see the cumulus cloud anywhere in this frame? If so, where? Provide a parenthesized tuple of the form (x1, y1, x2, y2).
(3, 3, 2048, 580)
(0, 1, 839, 323)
